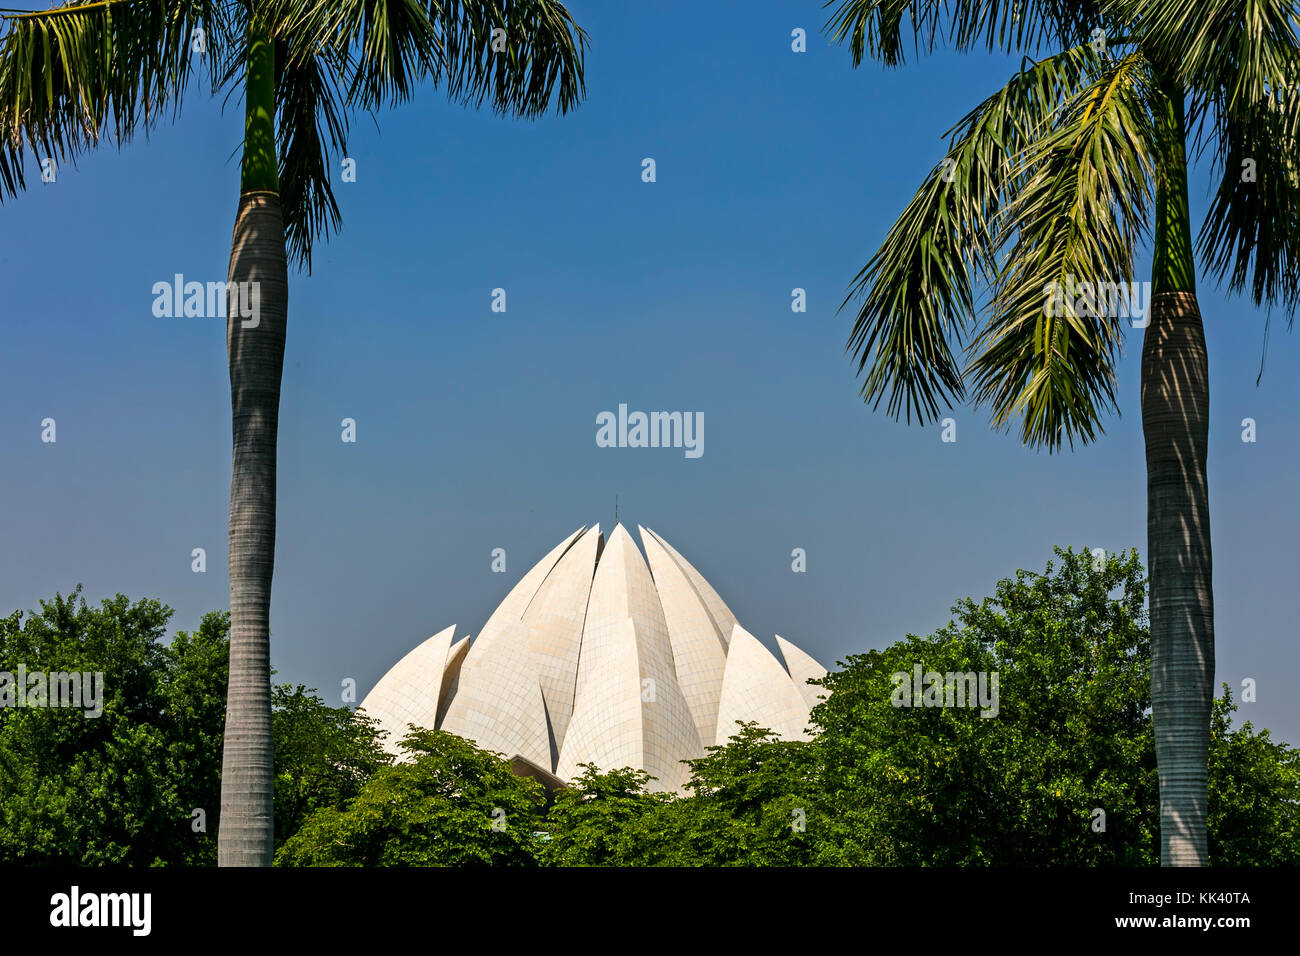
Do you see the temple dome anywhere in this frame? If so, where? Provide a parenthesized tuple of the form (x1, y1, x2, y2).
(359, 524, 827, 793)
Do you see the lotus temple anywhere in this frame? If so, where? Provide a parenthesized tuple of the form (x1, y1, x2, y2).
(360, 523, 827, 793)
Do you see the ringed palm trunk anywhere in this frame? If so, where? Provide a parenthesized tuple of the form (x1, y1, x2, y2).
(1144, 73, 1213, 867)
(218, 18, 285, 867)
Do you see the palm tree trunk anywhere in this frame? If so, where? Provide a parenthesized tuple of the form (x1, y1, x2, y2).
(1144, 72, 1213, 867)
(218, 17, 284, 868)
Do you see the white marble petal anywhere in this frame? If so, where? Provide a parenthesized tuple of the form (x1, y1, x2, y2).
(775, 634, 829, 711)
(716, 624, 815, 744)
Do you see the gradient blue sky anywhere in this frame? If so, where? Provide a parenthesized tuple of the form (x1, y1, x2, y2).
(2, 1, 1297, 744)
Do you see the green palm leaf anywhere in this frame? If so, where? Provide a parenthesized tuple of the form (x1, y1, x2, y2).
(420, 0, 588, 115)
(823, 0, 1103, 66)
(275, 39, 349, 269)
(1, 0, 586, 247)
(841, 42, 1109, 425)
(0, 0, 221, 191)
(969, 51, 1157, 449)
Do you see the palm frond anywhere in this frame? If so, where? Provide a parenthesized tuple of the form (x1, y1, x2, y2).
(842, 43, 1105, 425)
(414, 0, 587, 115)
(1124, 0, 1300, 316)
(1108, 0, 1299, 110)
(1198, 84, 1300, 317)
(0, 52, 26, 195)
(967, 51, 1157, 450)
(292, 0, 587, 113)
(275, 41, 349, 270)
(269, 0, 435, 111)
(823, 0, 1102, 66)
(261, 0, 588, 263)
(0, 0, 225, 199)
(339, 0, 434, 108)
(823, 0, 942, 66)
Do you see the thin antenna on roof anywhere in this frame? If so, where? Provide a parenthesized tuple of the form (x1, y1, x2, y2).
(614, 494, 619, 527)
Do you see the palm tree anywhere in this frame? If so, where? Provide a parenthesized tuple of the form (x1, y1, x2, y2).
(1, 0, 586, 866)
(824, 0, 1298, 865)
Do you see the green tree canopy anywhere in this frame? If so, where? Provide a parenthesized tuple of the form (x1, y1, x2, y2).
(0, 591, 394, 864)
(538, 764, 668, 866)
(0, 589, 228, 865)
(539, 548, 1298, 866)
(272, 683, 391, 852)
(275, 728, 546, 866)
(6, 555, 1296, 867)
(814, 548, 1158, 864)
(1208, 690, 1300, 866)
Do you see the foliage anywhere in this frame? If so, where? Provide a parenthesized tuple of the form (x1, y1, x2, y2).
(274, 728, 545, 865)
(0, 0, 588, 265)
(537, 764, 668, 866)
(4, 555, 1297, 866)
(272, 682, 391, 852)
(0, 590, 393, 864)
(158, 608, 232, 865)
(536, 727, 828, 866)
(1208, 687, 1300, 865)
(825, 0, 1300, 443)
(535, 547, 1298, 866)
(644, 723, 826, 865)
(814, 547, 1159, 864)
(0, 589, 228, 865)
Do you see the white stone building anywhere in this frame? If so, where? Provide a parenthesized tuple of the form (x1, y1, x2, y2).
(359, 524, 827, 793)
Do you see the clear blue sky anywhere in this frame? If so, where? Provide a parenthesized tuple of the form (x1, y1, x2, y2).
(2, 1, 1296, 744)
